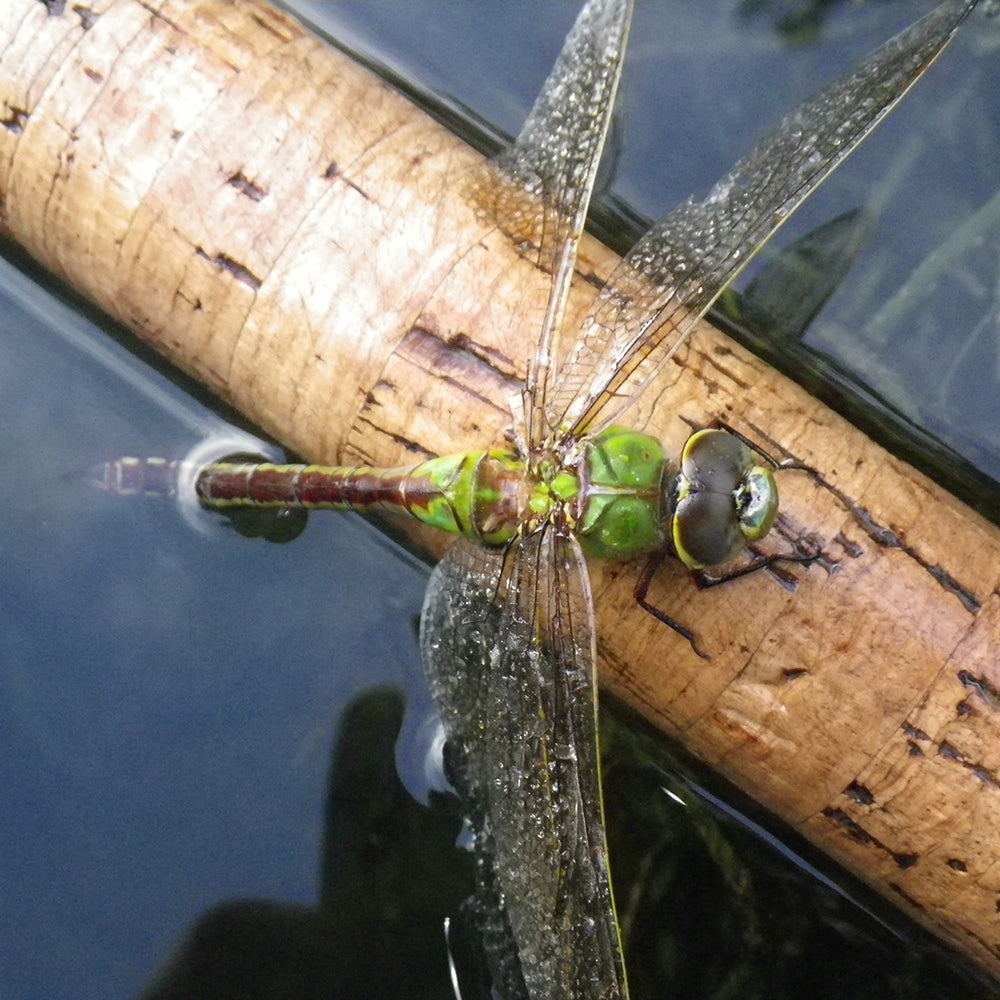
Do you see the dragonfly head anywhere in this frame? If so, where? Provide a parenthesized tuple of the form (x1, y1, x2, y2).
(671, 429, 778, 570)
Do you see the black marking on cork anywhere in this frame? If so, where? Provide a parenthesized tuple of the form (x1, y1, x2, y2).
(196, 248, 262, 291)
(227, 171, 267, 202)
(2, 106, 29, 133)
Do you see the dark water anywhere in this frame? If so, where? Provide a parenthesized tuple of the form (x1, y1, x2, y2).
(2, 3, 998, 998)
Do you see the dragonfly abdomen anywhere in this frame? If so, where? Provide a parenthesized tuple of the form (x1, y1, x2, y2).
(196, 451, 529, 545)
(197, 462, 419, 509)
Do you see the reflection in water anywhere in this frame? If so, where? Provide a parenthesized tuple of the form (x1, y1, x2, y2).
(138, 689, 471, 1000)
(135, 689, 995, 1000)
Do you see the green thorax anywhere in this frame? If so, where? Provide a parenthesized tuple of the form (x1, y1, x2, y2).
(435, 426, 668, 556)
(574, 427, 669, 559)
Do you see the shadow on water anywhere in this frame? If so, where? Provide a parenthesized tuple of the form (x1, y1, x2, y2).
(132, 688, 995, 1000)
(137, 689, 472, 1000)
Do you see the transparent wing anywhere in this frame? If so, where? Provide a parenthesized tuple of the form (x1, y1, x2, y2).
(420, 534, 627, 1000)
(465, 0, 632, 451)
(547, 0, 978, 440)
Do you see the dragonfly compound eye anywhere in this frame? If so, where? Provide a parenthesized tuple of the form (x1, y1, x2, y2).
(736, 467, 779, 542)
(672, 429, 778, 569)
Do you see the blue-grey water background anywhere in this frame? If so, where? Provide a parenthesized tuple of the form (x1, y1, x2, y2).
(2, 3, 998, 998)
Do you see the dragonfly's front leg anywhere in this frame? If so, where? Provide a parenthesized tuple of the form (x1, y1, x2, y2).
(632, 550, 710, 660)
(693, 546, 820, 589)
(633, 535, 819, 660)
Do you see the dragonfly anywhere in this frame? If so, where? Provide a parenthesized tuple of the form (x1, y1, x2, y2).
(102, 1, 977, 997)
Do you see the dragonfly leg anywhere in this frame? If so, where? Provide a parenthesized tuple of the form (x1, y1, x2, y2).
(693, 416, 786, 472)
(633, 550, 710, 660)
(694, 549, 818, 590)
(635, 539, 819, 660)
(700, 416, 831, 483)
